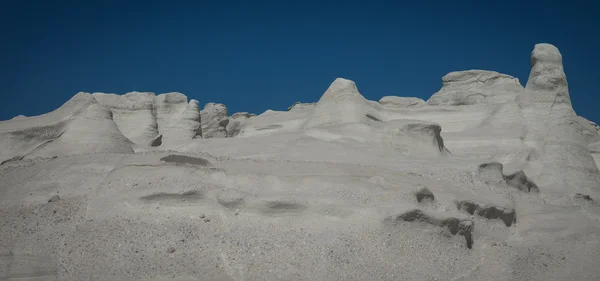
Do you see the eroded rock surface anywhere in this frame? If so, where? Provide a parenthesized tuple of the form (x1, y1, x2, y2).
(478, 162, 540, 192)
(456, 200, 516, 226)
(200, 102, 229, 138)
(379, 96, 425, 108)
(226, 112, 254, 137)
(427, 70, 524, 106)
(386, 209, 474, 249)
(2, 43, 600, 281)
(517, 43, 600, 192)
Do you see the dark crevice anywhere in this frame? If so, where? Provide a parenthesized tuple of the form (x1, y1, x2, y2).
(150, 135, 162, 147)
(387, 209, 474, 249)
(365, 114, 382, 122)
(456, 200, 516, 227)
(160, 155, 211, 166)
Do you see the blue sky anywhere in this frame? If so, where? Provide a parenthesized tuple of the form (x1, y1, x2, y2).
(1, 1, 599, 122)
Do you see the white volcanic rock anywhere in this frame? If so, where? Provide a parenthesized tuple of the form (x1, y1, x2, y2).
(2, 44, 600, 281)
(577, 117, 600, 168)
(307, 118, 450, 156)
(238, 108, 310, 138)
(382, 120, 450, 155)
(0, 92, 133, 164)
(259, 109, 284, 116)
(576, 116, 600, 144)
(231, 112, 255, 119)
(379, 96, 425, 108)
(300, 78, 450, 156)
(517, 43, 600, 192)
(155, 92, 202, 146)
(93, 91, 202, 147)
(287, 101, 316, 111)
(200, 102, 229, 138)
(225, 112, 254, 137)
(427, 70, 524, 106)
(304, 78, 383, 128)
(93, 92, 160, 146)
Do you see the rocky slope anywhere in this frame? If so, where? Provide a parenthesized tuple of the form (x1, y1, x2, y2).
(1, 43, 599, 281)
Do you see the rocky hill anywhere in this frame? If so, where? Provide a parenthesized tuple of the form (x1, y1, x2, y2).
(1, 44, 599, 281)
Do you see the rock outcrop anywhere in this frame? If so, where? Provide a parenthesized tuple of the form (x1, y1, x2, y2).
(379, 96, 425, 108)
(92, 92, 160, 146)
(386, 209, 474, 249)
(415, 186, 434, 202)
(478, 162, 540, 192)
(456, 200, 516, 227)
(200, 103, 229, 138)
(381, 119, 451, 155)
(517, 43, 600, 191)
(93, 92, 202, 147)
(304, 78, 383, 128)
(576, 116, 600, 144)
(0, 92, 134, 164)
(287, 102, 316, 111)
(226, 112, 254, 137)
(2, 43, 600, 281)
(154, 93, 202, 147)
(427, 70, 524, 106)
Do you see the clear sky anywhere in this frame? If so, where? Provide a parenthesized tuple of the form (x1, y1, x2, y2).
(1, 1, 598, 122)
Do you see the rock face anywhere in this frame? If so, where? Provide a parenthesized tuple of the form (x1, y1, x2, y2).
(478, 162, 539, 193)
(226, 112, 254, 137)
(576, 116, 600, 144)
(200, 103, 229, 138)
(0, 92, 134, 164)
(298, 78, 451, 156)
(287, 102, 317, 111)
(154, 93, 202, 147)
(427, 70, 524, 106)
(517, 43, 600, 192)
(304, 78, 383, 128)
(2, 43, 600, 281)
(379, 96, 425, 108)
(380, 119, 451, 155)
(93, 91, 202, 147)
(92, 92, 159, 146)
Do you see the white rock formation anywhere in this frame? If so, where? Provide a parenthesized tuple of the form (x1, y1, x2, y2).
(0, 92, 133, 164)
(154, 92, 202, 147)
(517, 43, 600, 192)
(427, 70, 524, 105)
(287, 101, 316, 111)
(92, 91, 202, 147)
(92, 92, 160, 146)
(576, 116, 600, 144)
(225, 112, 254, 137)
(1, 43, 600, 281)
(304, 78, 383, 128)
(200, 102, 229, 138)
(576, 117, 600, 168)
(379, 96, 425, 108)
